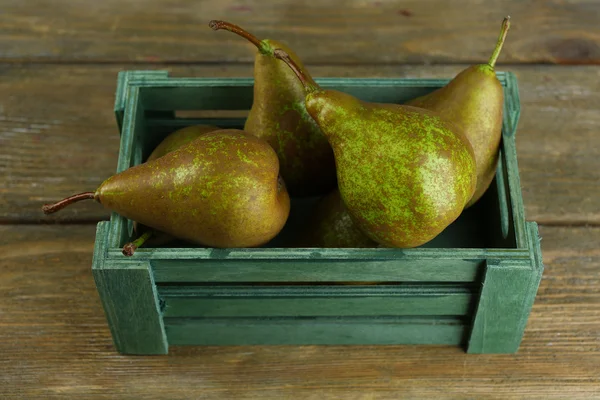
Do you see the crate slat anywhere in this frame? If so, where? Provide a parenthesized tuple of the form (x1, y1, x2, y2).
(159, 285, 475, 318)
(165, 316, 467, 346)
(151, 258, 484, 283)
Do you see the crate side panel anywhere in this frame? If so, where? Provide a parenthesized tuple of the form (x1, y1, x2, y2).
(151, 258, 484, 283)
(162, 297, 471, 318)
(467, 242, 543, 354)
(161, 293, 473, 318)
(140, 85, 254, 111)
(92, 261, 168, 355)
(109, 84, 149, 248)
(165, 316, 466, 346)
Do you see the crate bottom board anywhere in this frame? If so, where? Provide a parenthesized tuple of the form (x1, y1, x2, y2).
(164, 316, 467, 346)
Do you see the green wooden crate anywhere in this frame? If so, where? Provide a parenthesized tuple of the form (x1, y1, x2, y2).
(91, 70, 543, 355)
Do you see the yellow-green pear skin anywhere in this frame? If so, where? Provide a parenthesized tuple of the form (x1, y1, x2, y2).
(306, 91, 477, 247)
(210, 20, 336, 197)
(407, 17, 511, 207)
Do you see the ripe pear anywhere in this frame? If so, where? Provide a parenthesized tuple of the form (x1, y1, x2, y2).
(209, 20, 336, 197)
(124, 124, 221, 255)
(43, 130, 290, 248)
(294, 189, 377, 248)
(407, 17, 511, 207)
(274, 50, 476, 248)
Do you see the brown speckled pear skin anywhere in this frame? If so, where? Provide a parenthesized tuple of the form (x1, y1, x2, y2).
(99, 130, 290, 248)
(306, 92, 476, 247)
(146, 125, 219, 162)
(210, 20, 336, 197)
(295, 189, 377, 248)
(407, 17, 510, 207)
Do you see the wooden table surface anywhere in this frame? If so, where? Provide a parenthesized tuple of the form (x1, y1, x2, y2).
(1, 1, 599, 398)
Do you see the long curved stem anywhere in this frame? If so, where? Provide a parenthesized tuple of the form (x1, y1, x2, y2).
(488, 16, 511, 68)
(122, 230, 154, 256)
(273, 49, 319, 93)
(209, 20, 269, 53)
(42, 192, 96, 214)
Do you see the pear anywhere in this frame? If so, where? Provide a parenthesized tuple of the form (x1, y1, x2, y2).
(124, 124, 221, 255)
(294, 189, 377, 248)
(43, 130, 290, 248)
(407, 17, 510, 207)
(209, 20, 336, 197)
(274, 50, 476, 248)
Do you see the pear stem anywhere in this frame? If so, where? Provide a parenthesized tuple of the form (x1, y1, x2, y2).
(273, 49, 319, 93)
(488, 16, 511, 68)
(42, 192, 96, 214)
(209, 20, 269, 53)
(122, 230, 154, 257)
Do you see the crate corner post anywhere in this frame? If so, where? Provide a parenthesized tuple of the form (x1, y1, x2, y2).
(467, 255, 543, 354)
(92, 222, 168, 355)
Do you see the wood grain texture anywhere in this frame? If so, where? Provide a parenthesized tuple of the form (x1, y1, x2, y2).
(1, 64, 599, 224)
(1, 0, 600, 64)
(0, 224, 598, 399)
(160, 286, 473, 317)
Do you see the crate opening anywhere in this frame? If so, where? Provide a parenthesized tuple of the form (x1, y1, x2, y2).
(116, 115, 517, 251)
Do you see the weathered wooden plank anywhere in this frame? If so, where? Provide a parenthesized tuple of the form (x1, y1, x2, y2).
(151, 258, 482, 283)
(1, 0, 599, 64)
(165, 316, 466, 346)
(159, 285, 474, 317)
(1, 64, 599, 225)
(0, 224, 599, 397)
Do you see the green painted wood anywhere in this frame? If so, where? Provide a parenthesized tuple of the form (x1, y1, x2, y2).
(467, 223, 543, 354)
(109, 82, 148, 249)
(150, 258, 484, 283)
(159, 285, 474, 317)
(165, 316, 466, 346)
(504, 134, 528, 249)
(494, 144, 513, 243)
(503, 72, 522, 137)
(92, 222, 168, 355)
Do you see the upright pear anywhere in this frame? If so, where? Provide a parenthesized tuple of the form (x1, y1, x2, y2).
(407, 17, 511, 207)
(43, 130, 290, 248)
(209, 20, 336, 197)
(274, 50, 476, 248)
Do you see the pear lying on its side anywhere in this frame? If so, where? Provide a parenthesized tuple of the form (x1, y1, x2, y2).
(43, 130, 290, 248)
(126, 124, 221, 255)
